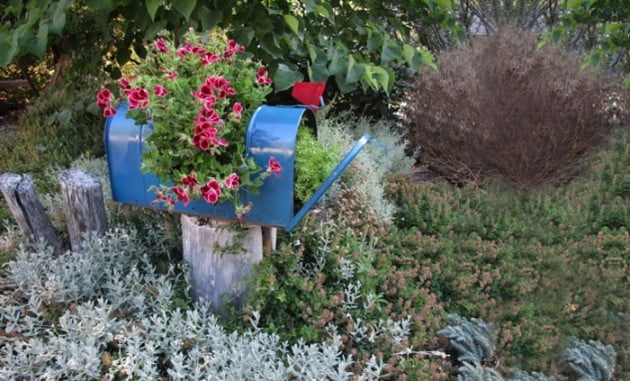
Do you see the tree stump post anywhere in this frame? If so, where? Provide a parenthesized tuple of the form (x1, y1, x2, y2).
(0, 173, 62, 253)
(59, 169, 108, 252)
(262, 226, 277, 252)
(181, 214, 263, 312)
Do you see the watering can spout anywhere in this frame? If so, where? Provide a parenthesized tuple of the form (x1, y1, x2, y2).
(286, 134, 373, 232)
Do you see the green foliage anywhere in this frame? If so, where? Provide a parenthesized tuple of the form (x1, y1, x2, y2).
(565, 339, 617, 381)
(225, 214, 447, 378)
(541, 0, 629, 72)
(0, 0, 462, 95)
(294, 126, 337, 203)
(387, 131, 629, 377)
(0, 73, 105, 190)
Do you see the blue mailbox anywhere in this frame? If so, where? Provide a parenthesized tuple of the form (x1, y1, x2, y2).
(105, 103, 372, 232)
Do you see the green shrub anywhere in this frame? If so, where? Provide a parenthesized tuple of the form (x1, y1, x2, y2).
(294, 126, 338, 204)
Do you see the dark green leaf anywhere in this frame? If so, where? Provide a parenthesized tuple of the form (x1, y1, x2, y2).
(49, 0, 72, 35)
(232, 27, 254, 46)
(272, 63, 303, 92)
(86, 0, 113, 11)
(283, 14, 299, 36)
(260, 34, 283, 59)
(171, 0, 197, 20)
(381, 39, 401, 63)
(309, 61, 329, 82)
(0, 31, 18, 68)
(419, 47, 436, 70)
(145, 0, 163, 21)
(198, 6, 222, 31)
(367, 30, 383, 51)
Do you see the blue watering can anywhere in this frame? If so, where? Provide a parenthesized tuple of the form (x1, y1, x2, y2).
(104, 103, 372, 232)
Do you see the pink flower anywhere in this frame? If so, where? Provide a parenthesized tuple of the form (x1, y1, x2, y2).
(118, 77, 131, 89)
(203, 96, 217, 110)
(103, 106, 117, 118)
(216, 138, 228, 147)
(268, 156, 282, 178)
(201, 53, 220, 66)
(225, 173, 240, 190)
(153, 84, 168, 97)
(256, 67, 268, 77)
(177, 48, 187, 58)
(231, 102, 243, 121)
(181, 173, 198, 192)
(171, 186, 190, 206)
(166, 71, 179, 79)
(223, 39, 244, 59)
(200, 180, 222, 204)
(96, 88, 111, 107)
(154, 38, 169, 54)
(127, 87, 150, 110)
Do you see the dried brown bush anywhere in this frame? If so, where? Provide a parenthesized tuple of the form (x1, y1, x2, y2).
(404, 27, 616, 187)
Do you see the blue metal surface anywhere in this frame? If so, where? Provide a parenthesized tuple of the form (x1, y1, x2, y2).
(104, 104, 370, 230)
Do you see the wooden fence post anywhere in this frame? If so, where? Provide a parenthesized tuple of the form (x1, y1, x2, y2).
(0, 173, 62, 253)
(181, 214, 263, 312)
(59, 169, 108, 252)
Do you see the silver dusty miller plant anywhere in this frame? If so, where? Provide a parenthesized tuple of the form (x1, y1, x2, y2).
(564, 338, 617, 381)
(0, 226, 380, 380)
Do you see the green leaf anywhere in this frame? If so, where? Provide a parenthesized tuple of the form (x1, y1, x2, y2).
(0, 31, 18, 68)
(232, 26, 254, 46)
(316, 5, 331, 19)
(86, 0, 113, 11)
(371, 66, 390, 93)
(419, 47, 436, 70)
(308, 61, 329, 82)
(260, 34, 283, 59)
(272, 63, 304, 92)
(49, 0, 72, 35)
(328, 45, 348, 75)
(367, 29, 383, 51)
(283, 14, 299, 36)
(566, 0, 583, 9)
(145, 0, 163, 21)
(304, 0, 317, 13)
(381, 39, 401, 63)
(345, 56, 363, 84)
(198, 6, 222, 30)
(34, 22, 48, 57)
(171, 0, 196, 20)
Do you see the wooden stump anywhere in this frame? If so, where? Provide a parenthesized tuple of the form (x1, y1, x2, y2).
(181, 214, 263, 312)
(262, 226, 277, 252)
(59, 169, 108, 252)
(0, 173, 62, 253)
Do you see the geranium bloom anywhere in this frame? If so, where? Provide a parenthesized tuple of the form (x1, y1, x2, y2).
(103, 106, 117, 118)
(155, 38, 169, 54)
(256, 67, 273, 86)
(171, 186, 190, 206)
(225, 173, 240, 189)
(231, 102, 243, 121)
(127, 87, 150, 110)
(166, 71, 179, 79)
(200, 180, 222, 204)
(96, 88, 111, 107)
(118, 77, 131, 89)
(154, 85, 168, 97)
(180, 173, 198, 192)
(268, 156, 282, 178)
(201, 53, 220, 66)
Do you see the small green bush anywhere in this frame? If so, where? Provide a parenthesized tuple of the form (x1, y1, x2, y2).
(294, 126, 338, 204)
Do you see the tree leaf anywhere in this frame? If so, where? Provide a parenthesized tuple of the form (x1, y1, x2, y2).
(260, 34, 283, 59)
(283, 14, 299, 36)
(86, 0, 113, 11)
(419, 47, 436, 70)
(0, 31, 18, 68)
(381, 39, 401, 63)
(367, 29, 383, 51)
(198, 6, 222, 30)
(171, 0, 196, 20)
(34, 22, 48, 57)
(232, 26, 254, 46)
(49, 0, 72, 35)
(272, 63, 303, 92)
(145, 0, 163, 21)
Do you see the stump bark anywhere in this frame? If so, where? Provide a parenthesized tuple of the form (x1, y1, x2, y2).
(59, 169, 108, 252)
(0, 173, 62, 253)
(181, 214, 263, 312)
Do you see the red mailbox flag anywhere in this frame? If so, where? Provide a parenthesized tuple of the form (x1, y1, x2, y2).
(291, 82, 326, 112)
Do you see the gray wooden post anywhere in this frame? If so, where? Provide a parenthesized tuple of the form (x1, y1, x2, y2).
(59, 169, 108, 252)
(0, 173, 62, 253)
(262, 226, 277, 252)
(181, 214, 263, 312)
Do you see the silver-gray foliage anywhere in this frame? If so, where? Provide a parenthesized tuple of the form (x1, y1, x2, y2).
(457, 361, 504, 381)
(0, 227, 371, 380)
(437, 314, 496, 365)
(317, 106, 414, 221)
(510, 368, 557, 381)
(564, 338, 617, 381)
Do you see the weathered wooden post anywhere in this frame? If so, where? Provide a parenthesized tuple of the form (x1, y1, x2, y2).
(181, 215, 263, 311)
(0, 173, 62, 253)
(59, 169, 108, 252)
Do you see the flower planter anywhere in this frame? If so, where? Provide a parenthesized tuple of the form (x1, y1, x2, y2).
(105, 103, 371, 231)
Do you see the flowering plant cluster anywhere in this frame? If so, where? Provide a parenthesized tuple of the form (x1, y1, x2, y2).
(96, 30, 278, 220)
